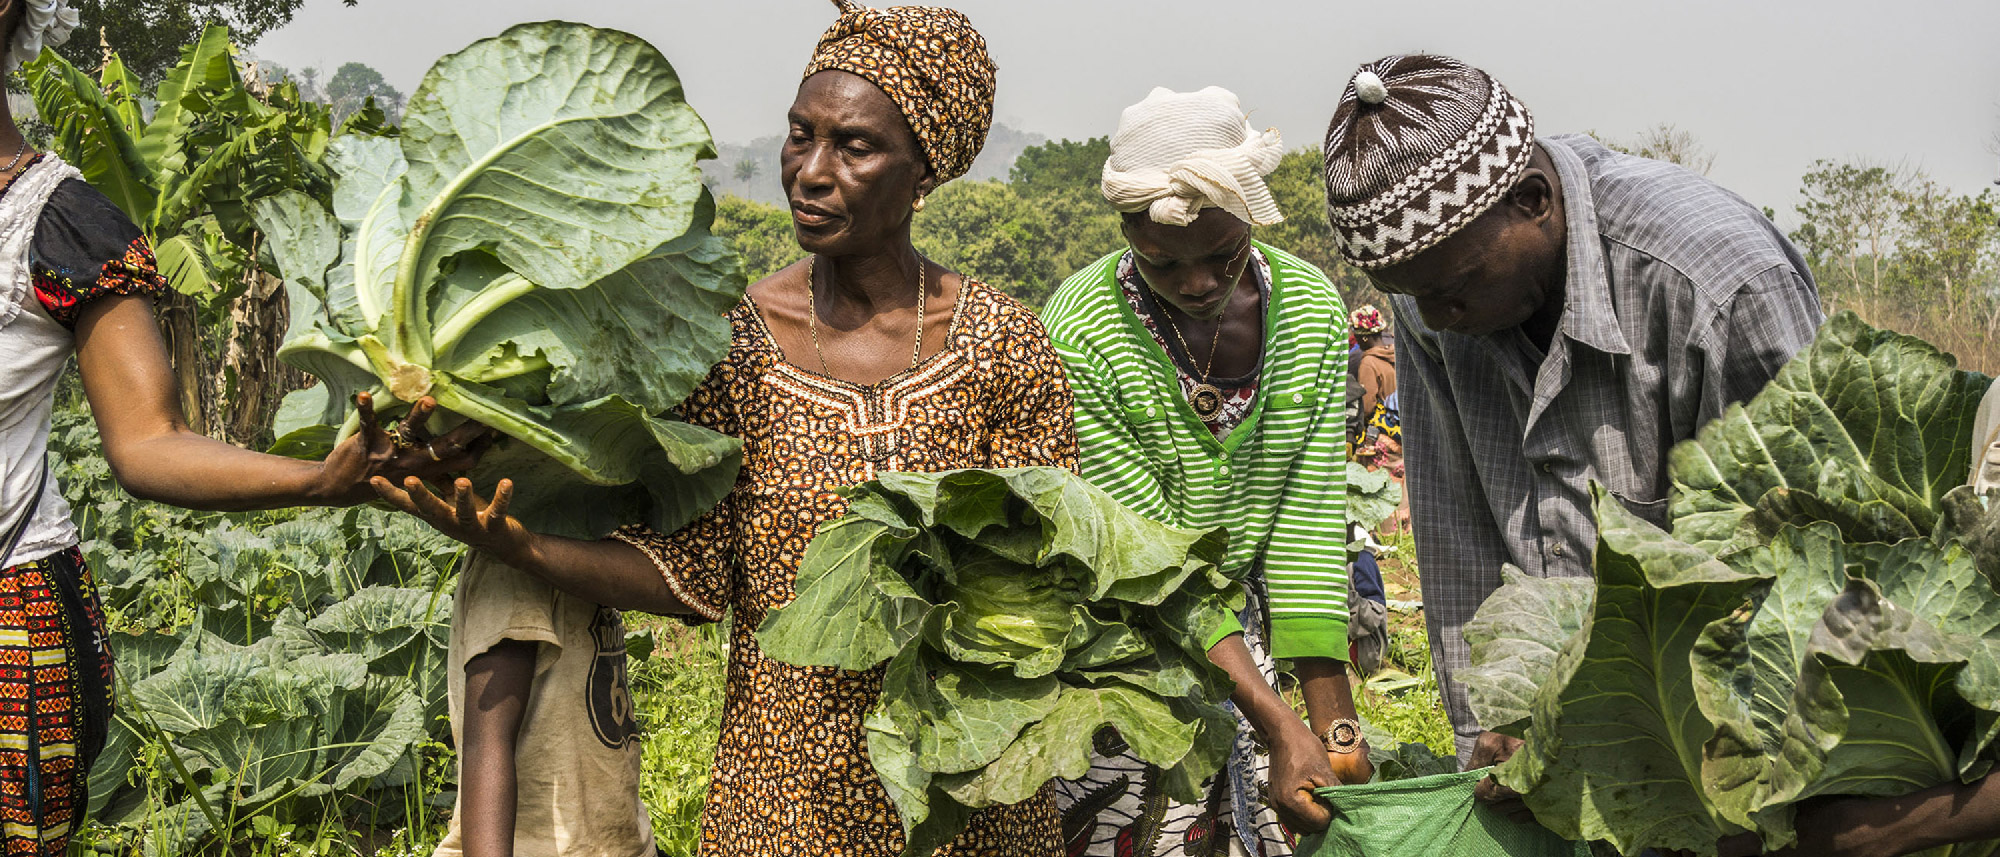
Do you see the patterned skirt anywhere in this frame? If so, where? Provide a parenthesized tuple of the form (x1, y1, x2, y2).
(0, 548, 114, 855)
(1053, 576, 1294, 857)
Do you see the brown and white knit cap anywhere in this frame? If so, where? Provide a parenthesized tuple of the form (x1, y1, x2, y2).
(1321, 55, 1535, 269)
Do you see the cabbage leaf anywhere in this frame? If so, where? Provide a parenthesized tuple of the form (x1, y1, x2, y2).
(1464, 313, 2000, 856)
(1345, 460, 1405, 534)
(1457, 566, 1592, 736)
(1669, 313, 1989, 555)
(257, 22, 746, 538)
(755, 467, 1240, 855)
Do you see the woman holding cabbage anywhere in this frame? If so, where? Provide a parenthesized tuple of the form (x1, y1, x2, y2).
(0, 2, 486, 852)
(1036, 87, 1370, 856)
(372, 2, 1075, 854)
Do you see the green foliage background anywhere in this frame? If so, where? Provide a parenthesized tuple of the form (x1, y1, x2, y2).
(713, 139, 1387, 315)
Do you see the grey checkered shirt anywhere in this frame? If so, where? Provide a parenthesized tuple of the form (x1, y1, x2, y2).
(1394, 135, 1824, 765)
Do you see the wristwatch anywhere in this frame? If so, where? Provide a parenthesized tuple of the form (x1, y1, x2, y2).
(1320, 718, 1363, 755)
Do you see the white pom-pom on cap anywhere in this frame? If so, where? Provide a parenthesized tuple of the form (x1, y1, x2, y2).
(1353, 70, 1389, 105)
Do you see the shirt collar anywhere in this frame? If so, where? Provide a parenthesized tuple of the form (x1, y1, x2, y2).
(1542, 136, 1631, 356)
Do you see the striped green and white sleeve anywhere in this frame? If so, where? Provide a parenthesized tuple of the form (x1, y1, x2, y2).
(1264, 324, 1351, 661)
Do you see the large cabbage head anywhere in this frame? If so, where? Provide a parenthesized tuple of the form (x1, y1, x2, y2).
(932, 550, 1078, 675)
(756, 468, 1240, 856)
(255, 22, 747, 538)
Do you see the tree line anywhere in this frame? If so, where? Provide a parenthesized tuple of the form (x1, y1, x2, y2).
(1791, 161, 2000, 371)
(720, 132, 2000, 374)
(714, 137, 1385, 316)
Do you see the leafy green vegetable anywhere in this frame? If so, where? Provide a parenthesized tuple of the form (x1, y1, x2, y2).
(1463, 313, 2000, 856)
(130, 632, 425, 805)
(1669, 313, 1989, 555)
(1500, 495, 1769, 854)
(755, 467, 1240, 854)
(1457, 566, 1592, 736)
(257, 22, 746, 538)
(1346, 460, 1405, 534)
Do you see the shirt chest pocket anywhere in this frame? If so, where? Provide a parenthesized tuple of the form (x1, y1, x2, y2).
(1255, 386, 1321, 459)
(1122, 402, 1173, 426)
(1605, 486, 1671, 529)
(1116, 398, 1201, 472)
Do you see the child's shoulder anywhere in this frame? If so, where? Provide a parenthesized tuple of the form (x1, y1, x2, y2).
(453, 552, 572, 654)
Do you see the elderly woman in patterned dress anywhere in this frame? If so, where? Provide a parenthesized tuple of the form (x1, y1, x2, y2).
(373, 2, 1074, 855)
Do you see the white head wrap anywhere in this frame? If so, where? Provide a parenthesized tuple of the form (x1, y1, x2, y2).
(8, 0, 78, 73)
(1101, 86, 1286, 228)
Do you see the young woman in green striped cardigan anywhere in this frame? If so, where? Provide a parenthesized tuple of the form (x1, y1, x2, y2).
(1041, 87, 1368, 856)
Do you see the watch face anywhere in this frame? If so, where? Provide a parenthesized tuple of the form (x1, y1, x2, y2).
(1324, 719, 1363, 753)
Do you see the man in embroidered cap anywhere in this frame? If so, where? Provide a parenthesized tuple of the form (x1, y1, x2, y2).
(1320, 55, 1823, 780)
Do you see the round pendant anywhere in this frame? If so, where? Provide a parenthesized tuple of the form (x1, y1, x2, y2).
(1188, 383, 1224, 423)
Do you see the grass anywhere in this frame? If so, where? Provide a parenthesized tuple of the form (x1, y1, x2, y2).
(631, 621, 729, 854)
(1353, 526, 1455, 753)
(1355, 624, 1455, 754)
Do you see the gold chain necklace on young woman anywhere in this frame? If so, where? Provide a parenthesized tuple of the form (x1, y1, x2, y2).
(804, 254, 927, 377)
(1156, 304, 1227, 423)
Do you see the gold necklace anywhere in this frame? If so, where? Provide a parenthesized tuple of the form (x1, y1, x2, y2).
(1157, 303, 1227, 423)
(804, 254, 927, 377)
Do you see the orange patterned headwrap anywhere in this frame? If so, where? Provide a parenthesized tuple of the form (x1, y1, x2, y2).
(802, 0, 996, 184)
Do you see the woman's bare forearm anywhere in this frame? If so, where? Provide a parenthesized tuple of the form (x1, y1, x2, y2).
(102, 429, 337, 509)
(495, 533, 689, 616)
(70, 296, 504, 510)
(366, 476, 699, 617)
(1209, 634, 1314, 744)
(72, 296, 335, 508)
(1295, 656, 1360, 735)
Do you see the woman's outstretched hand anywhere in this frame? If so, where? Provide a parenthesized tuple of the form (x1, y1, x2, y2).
(371, 475, 532, 562)
(314, 393, 494, 505)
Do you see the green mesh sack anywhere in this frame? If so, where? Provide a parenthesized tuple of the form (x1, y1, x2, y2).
(1297, 768, 1590, 857)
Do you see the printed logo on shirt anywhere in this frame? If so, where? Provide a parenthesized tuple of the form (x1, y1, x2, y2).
(587, 607, 640, 749)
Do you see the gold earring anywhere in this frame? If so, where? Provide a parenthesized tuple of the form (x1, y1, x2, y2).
(913, 195, 927, 212)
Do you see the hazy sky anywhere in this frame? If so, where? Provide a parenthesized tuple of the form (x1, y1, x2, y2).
(255, 0, 2000, 222)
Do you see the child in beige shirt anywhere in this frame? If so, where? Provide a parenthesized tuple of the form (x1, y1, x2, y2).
(433, 554, 654, 857)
